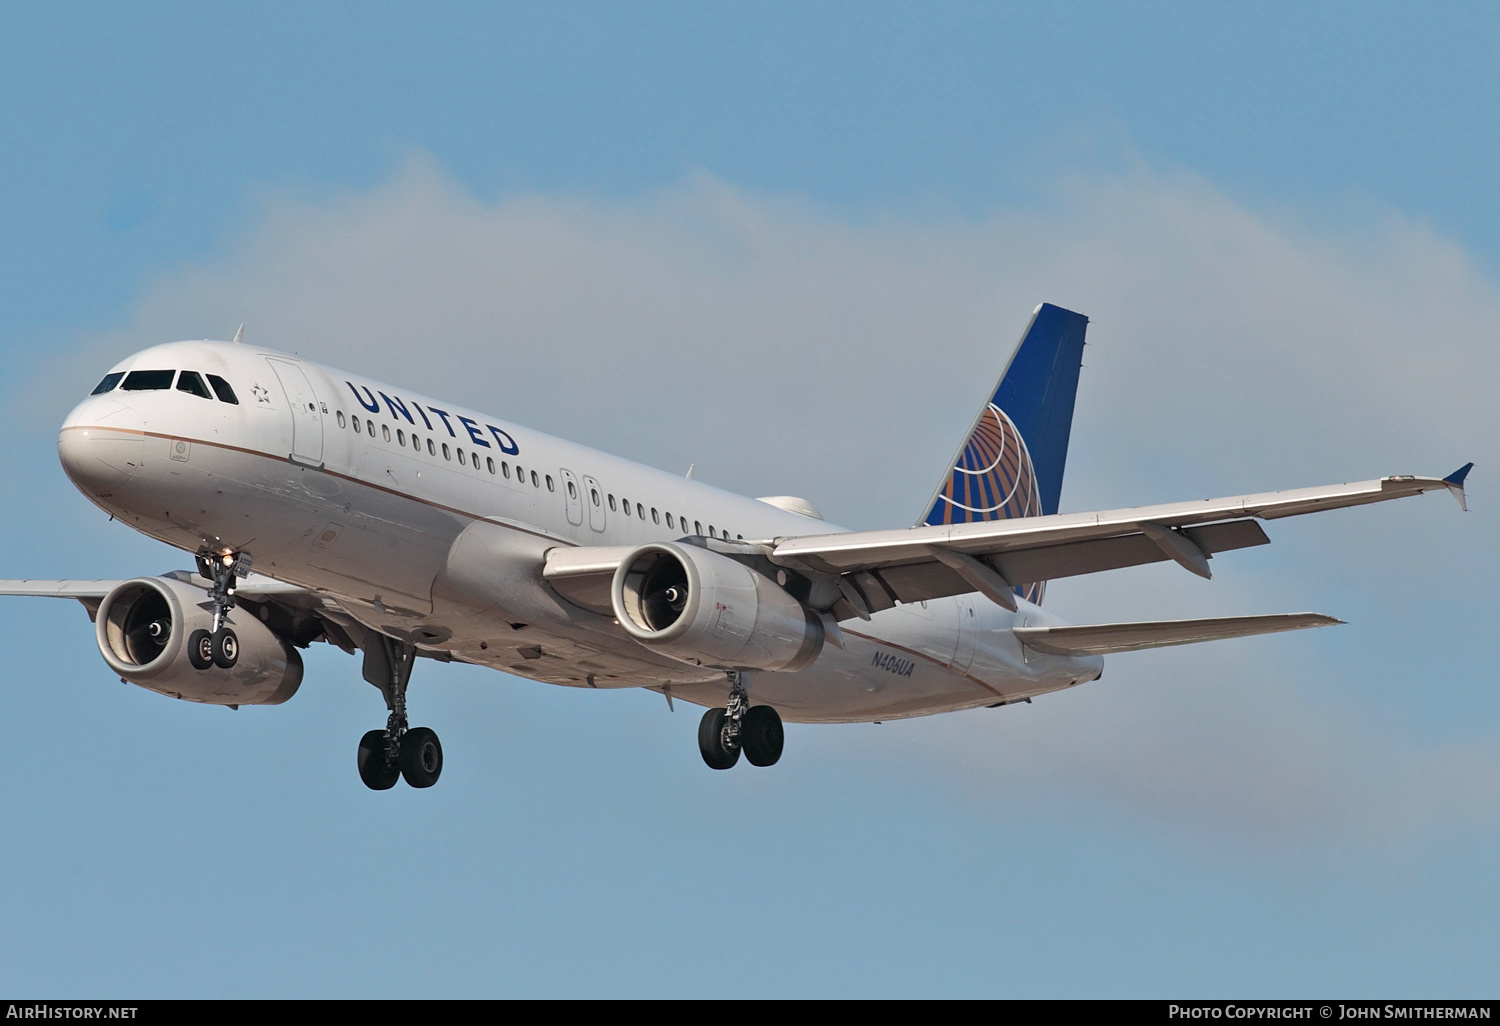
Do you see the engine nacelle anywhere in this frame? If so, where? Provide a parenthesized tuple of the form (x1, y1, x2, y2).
(95, 576, 303, 706)
(611, 543, 823, 672)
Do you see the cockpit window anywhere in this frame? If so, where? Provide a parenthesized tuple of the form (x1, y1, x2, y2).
(175, 371, 213, 399)
(90, 372, 125, 395)
(120, 370, 176, 391)
(205, 374, 239, 405)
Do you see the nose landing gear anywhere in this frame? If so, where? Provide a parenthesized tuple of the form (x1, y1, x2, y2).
(193, 549, 251, 670)
(697, 671, 784, 769)
(357, 634, 444, 790)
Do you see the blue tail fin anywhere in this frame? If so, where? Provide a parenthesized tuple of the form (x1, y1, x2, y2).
(919, 303, 1089, 600)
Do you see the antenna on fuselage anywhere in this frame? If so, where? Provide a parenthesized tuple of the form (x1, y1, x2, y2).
(232, 324, 244, 345)
(685, 464, 695, 479)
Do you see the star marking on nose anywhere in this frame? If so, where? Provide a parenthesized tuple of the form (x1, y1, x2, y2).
(252, 384, 271, 404)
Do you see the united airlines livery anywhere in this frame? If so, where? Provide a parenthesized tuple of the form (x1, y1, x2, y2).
(2, 305, 1470, 789)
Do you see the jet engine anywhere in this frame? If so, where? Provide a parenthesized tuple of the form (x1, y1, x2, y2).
(610, 543, 823, 672)
(94, 576, 303, 706)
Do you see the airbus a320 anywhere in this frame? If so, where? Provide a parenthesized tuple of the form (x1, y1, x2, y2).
(2, 305, 1470, 788)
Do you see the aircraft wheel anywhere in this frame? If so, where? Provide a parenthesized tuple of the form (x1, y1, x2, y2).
(741, 705, 784, 767)
(400, 727, 443, 788)
(211, 628, 238, 669)
(698, 708, 740, 770)
(187, 629, 214, 670)
(358, 730, 399, 790)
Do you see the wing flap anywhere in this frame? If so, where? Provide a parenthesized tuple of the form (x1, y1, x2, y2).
(1014, 612, 1342, 656)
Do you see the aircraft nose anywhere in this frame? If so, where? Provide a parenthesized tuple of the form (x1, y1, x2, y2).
(58, 397, 144, 495)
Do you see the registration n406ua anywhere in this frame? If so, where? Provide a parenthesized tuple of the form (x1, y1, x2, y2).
(2, 306, 1470, 789)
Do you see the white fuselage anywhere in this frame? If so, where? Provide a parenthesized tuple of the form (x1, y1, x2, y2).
(58, 340, 1101, 722)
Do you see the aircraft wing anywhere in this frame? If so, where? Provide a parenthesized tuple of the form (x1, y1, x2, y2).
(0, 573, 361, 650)
(0, 580, 120, 599)
(0, 574, 322, 601)
(1013, 612, 1342, 656)
(767, 467, 1471, 619)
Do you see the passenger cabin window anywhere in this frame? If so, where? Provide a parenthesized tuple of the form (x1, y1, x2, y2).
(608, 495, 617, 512)
(486, 457, 495, 474)
(337, 411, 346, 428)
(502, 462, 510, 479)
(205, 374, 238, 404)
(91, 372, 124, 395)
(665, 512, 674, 529)
(382, 425, 391, 442)
(175, 372, 213, 399)
(546, 475, 554, 492)
(442, 443, 450, 460)
(651, 508, 660, 524)
(427, 439, 435, 455)
(531, 471, 539, 488)
(695, 521, 702, 535)
(121, 370, 175, 391)
(397, 429, 406, 445)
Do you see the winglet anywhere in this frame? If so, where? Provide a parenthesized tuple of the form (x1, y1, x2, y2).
(1442, 462, 1473, 511)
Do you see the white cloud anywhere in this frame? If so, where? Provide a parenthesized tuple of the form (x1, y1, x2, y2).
(48, 155, 1500, 848)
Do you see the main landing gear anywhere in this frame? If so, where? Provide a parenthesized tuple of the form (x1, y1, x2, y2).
(357, 634, 443, 791)
(698, 670, 784, 770)
(189, 549, 249, 670)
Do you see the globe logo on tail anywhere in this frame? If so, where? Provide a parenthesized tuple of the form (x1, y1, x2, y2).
(932, 403, 1044, 604)
(935, 403, 1040, 523)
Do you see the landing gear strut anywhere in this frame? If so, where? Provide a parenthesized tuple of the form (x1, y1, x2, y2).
(192, 549, 250, 669)
(357, 634, 443, 790)
(698, 671, 784, 770)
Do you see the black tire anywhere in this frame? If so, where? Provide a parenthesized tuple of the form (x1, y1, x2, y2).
(400, 726, 443, 788)
(187, 629, 214, 670)
(358, 729, 399, 790)
(741, 705, 785, 767)
(698, 707, 740, 770)
(211, 628, 239, 669)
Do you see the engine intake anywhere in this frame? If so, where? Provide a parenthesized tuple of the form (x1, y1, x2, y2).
(96, 576, 303, 706)
(611, 543, 823, 672)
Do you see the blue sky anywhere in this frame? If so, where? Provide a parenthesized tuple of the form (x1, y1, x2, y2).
(1, 2, 1498, 997)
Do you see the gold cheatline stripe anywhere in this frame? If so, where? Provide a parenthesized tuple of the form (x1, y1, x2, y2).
(62, 425, 565, 546)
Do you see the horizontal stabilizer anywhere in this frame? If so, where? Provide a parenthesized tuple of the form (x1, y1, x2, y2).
(1014, 612, 1342, 656)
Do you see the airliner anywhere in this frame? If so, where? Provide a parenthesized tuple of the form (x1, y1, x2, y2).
(0, 304, 1470, 789)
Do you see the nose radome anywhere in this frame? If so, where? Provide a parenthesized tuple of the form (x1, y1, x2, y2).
(58, 398, 144, 494)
